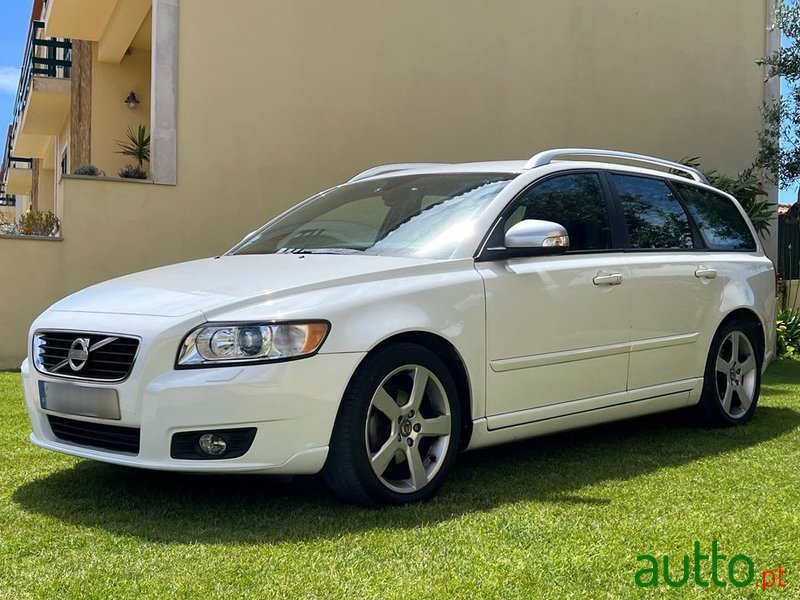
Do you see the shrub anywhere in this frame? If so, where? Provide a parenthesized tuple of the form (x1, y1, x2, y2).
(777, 308, 800, 358)
(18, 210, 60, 237)
(118, 164, 147, 179)
(72, 164, 104, 176)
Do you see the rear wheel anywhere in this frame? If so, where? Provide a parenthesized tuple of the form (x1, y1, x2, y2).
(697, 320, 762, 427)
(323, 343, 461, 506)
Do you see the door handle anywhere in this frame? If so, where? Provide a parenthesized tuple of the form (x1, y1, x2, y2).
(695, 267, 717, 279)
(593, 272, 623, 286)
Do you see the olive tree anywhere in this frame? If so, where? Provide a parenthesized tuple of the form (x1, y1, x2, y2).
(758, 0, 800, 191)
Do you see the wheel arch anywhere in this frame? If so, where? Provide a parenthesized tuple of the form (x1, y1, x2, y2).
(716, 308, 766, 363)
(363, 331, 474, 450)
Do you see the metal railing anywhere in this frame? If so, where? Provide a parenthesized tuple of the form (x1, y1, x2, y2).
(9, 157, 33, 169)
(0, 125, 11, 186)
(10, 20, 71, 149)
(1, 124, 33, 188)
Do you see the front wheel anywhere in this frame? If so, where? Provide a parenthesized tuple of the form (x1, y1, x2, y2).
(697, 320, 762, 427)
(323, 343, 461, 506)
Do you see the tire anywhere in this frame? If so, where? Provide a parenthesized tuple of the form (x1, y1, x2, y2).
(323, 343, 461, 506)
(696, 320, 762, 427)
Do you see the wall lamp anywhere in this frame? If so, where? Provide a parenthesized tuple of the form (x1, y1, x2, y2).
(124, 91, 140, 109)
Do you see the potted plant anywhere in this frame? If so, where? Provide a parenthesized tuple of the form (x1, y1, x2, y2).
(115, 124, 150, 179)
(72, 164, 104, 176)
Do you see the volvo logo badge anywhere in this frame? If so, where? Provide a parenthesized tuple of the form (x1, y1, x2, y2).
(67, 338, 91, 371)
(46, 335, 119, 374)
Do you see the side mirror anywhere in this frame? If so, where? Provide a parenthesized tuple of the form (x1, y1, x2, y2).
(504, 219, 570, 253)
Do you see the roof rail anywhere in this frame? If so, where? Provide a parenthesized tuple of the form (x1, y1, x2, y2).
(349, 163, 450, 183)
(524, 148, 709, 184)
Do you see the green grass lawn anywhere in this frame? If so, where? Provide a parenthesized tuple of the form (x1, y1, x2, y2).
(0, 363, 798, 599)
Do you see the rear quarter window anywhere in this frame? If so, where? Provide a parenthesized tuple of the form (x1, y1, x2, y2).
(673, 183, 756, 251)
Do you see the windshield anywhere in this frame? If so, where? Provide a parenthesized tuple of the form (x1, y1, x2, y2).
(230, 173, 514, 259)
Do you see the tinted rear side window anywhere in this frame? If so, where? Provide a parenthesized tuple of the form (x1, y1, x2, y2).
(612, 174, 694, 249)
(673, 183, 756, 251)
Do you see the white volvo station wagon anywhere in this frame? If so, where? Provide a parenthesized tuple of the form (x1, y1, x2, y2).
(22, 149, 776, 505)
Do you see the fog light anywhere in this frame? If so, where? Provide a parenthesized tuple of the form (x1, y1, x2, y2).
(171, 428, 256, 460)
(198, 433, 227, 456)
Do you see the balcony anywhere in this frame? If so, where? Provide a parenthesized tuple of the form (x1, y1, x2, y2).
(4, 158, 34, 196)
(44, 0, 151, 64)
(11, 21, 71, 159)
(1, 126, 31, 196)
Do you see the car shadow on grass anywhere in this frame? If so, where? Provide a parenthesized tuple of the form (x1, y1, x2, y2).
(13, 407, 800, 544)
(12, 405, 800, 544)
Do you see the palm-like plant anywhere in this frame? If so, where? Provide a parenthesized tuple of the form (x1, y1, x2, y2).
(115, 124, 150, 171)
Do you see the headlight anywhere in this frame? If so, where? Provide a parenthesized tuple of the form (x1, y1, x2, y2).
(176, 321, 330, 367)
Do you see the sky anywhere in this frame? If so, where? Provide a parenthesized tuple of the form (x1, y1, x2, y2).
(0, 1, 795, 203)
(0, 1, 31, 142)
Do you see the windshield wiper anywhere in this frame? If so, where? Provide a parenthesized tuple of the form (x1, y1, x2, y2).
(287, 248, 367, 255)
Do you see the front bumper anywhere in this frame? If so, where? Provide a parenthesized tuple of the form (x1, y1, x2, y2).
(22, 351, 365, 474)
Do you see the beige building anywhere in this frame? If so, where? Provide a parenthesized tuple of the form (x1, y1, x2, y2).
(0, 0, 778, 368)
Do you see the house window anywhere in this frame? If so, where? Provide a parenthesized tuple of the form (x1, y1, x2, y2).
(61, 147, 68, 175)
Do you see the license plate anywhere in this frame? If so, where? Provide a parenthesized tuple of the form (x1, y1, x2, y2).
(38, 381, 121, 420)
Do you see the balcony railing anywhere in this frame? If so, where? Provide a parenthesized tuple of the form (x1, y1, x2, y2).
(1, 124, 33, 188)
(9, 157, 33, 169)
(10, 20, 71, 146)
(0, 125, 11, 186)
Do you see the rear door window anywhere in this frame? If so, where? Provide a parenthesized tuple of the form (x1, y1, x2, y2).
(612, 174, 694, 249)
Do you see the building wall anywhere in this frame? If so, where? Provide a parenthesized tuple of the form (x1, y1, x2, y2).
(0, 0, 771, 368)
(176, 0, 768, 227)
(0, 236, 64, 367)
(90, 44, 151, 177)
(37, 168, 55, 213)
(55, 117, 70, 218)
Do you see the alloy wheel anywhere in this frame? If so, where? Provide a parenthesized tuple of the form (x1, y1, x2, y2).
(364, 364, 452, 493)
(714, 330, 757, 419)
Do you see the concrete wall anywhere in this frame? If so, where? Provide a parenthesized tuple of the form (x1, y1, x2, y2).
(37, 168, 55, 213)
(0, 237, 64, 368)
(54, 116, 70, 218)
(0, 0, 771, 368)
(177, 0, 769, 229)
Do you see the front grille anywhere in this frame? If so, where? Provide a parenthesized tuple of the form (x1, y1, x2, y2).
(48, 415, 141, 454)
(35, 331, 139, 381)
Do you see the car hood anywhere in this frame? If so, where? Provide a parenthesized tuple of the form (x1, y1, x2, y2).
(48, 254, 441, 318)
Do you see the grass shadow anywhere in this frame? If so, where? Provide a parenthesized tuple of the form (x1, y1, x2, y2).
(12, 405, 800, 545)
